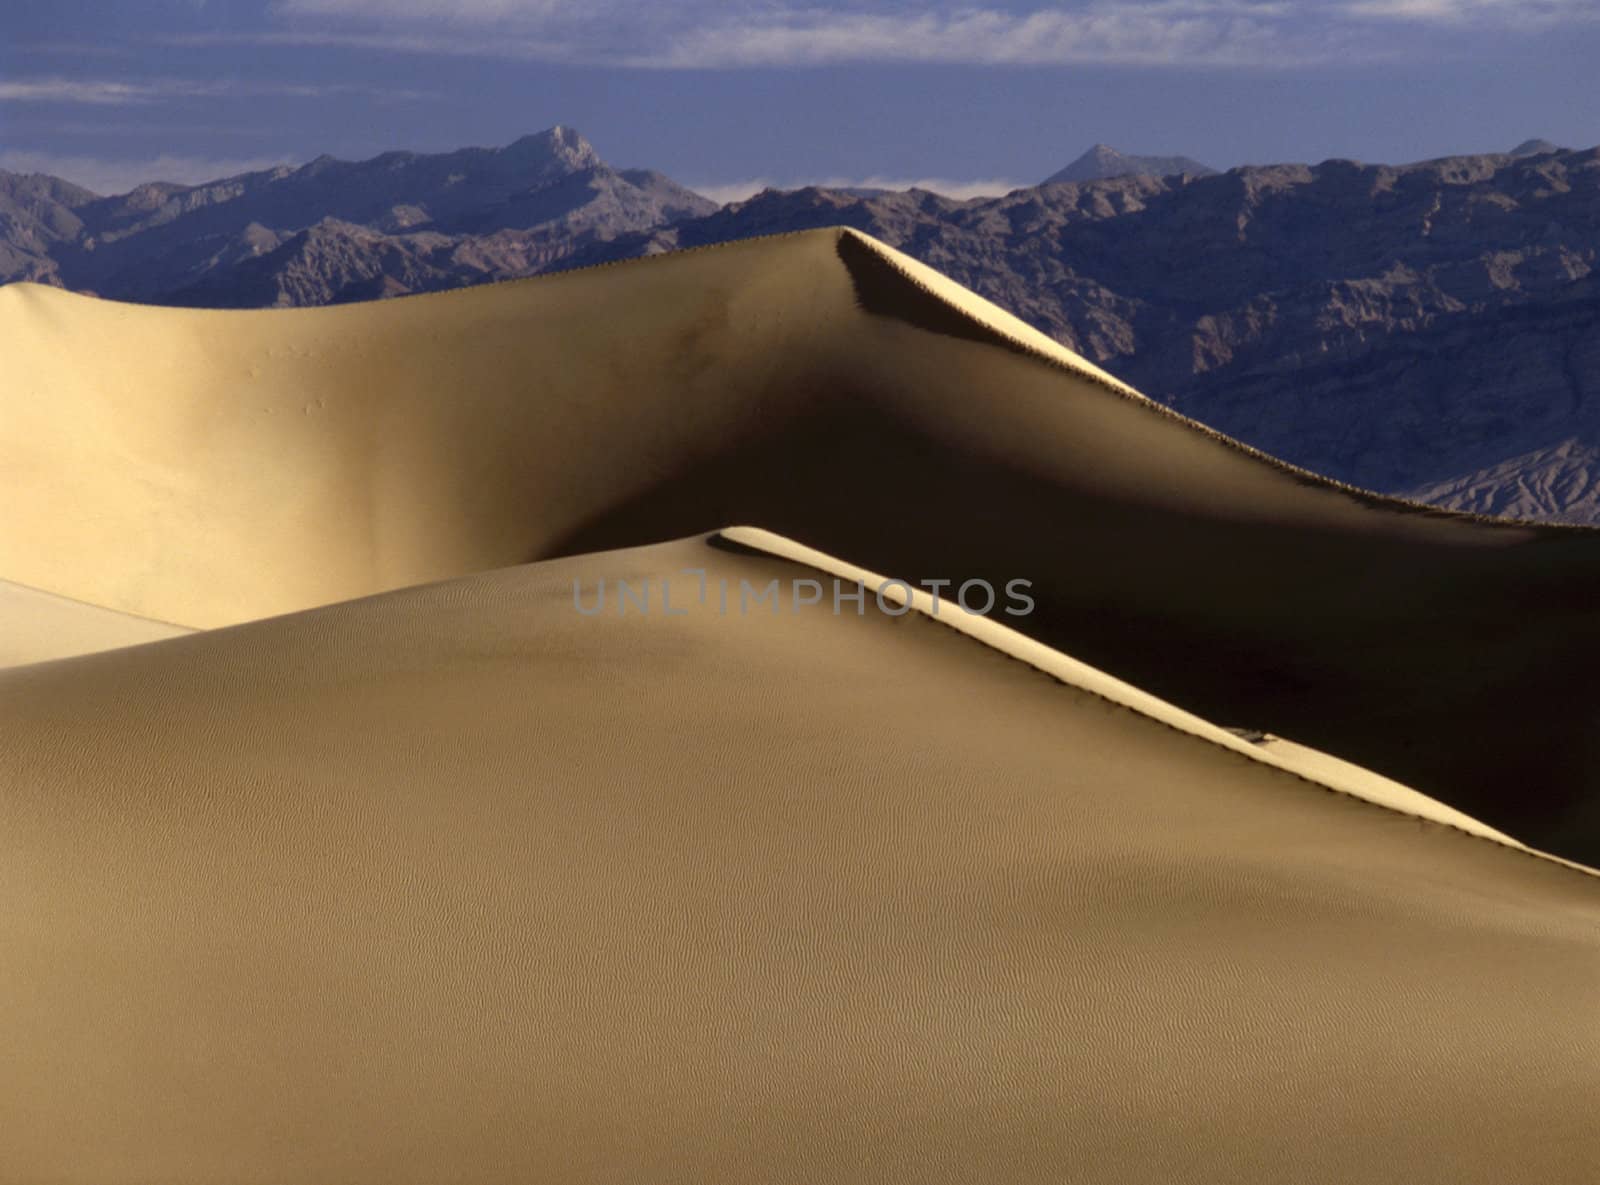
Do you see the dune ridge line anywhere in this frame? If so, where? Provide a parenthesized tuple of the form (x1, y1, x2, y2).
(719, 525, 1599, 879)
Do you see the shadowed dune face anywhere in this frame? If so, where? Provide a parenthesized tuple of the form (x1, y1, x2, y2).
(3, 226, 1599, 862)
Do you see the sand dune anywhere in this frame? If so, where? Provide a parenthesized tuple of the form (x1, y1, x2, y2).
(0, 577, 192, 666)
(2, 531, 1596, 1183)
(4, 227, 1599, 860)
(2, 228, 1598, 1180)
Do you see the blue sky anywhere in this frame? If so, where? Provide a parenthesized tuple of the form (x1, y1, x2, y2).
(3, 0, 1597, 199)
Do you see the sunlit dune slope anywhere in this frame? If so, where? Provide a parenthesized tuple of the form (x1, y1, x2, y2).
(2, 532, 1595, 1184)
(3, 225, 1599, 862)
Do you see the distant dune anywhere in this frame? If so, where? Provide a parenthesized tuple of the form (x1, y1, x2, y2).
(2, 228, 1596, 1181)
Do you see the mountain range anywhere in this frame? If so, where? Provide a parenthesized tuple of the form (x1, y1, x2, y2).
(0, 126, 715, 304)
(2, 128, 1595, 522)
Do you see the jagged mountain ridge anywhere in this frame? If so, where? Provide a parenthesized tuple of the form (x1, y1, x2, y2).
(0, 127, 716, 303)
(0, 171, 100, 285)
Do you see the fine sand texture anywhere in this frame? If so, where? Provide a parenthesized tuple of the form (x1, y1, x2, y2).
(2, 532, 1596, 1184)
(4, 228, 1600, 863)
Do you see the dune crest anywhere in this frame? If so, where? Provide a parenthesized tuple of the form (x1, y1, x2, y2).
(721, 525, 1542, 858)
(833, 228, 1148, 397)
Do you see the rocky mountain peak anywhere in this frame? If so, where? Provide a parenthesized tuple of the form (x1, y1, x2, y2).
(1044, 144, 1217, 185)
(1509, 138, 1562, 157)
(501, 126, 602, 172)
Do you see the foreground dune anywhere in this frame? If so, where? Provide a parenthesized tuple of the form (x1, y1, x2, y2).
(4, 228, 1600, 862)
(2, 530, 1596, 1183)
(2, 229, 1598, 1180)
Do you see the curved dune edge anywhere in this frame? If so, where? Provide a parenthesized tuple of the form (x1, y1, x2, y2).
(833, 230, 1600, 532)
(833, 230, 1150, 399)
(0, 577, 194, 667)
(722, 525, 1595, 875)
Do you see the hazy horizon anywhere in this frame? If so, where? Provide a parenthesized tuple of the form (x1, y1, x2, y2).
(0, 125, 1587, 205)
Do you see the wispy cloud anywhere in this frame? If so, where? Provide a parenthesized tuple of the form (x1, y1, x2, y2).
(0, 77, 432, 105)
(276, 0, 591, 16)
(6, 41, 139, 57)
(1342, 0, 1600, 24)
(627, 4, 1313, 69)
(0, 80, 178, 105)
(158, 29, 585, 57)
(152, 0, 1599, 69)
(692, 176, 1026, 205)
(0, 150, 298, 196)
(162, 2, 1325, 68)
(10, 119, 286, 139)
